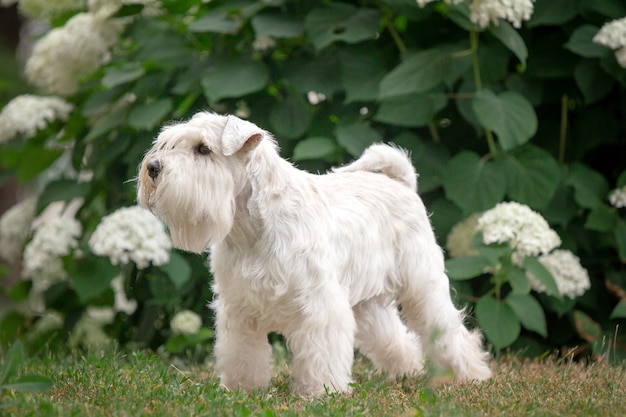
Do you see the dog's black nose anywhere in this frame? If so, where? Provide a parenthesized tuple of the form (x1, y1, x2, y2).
(147, 160, 161, 180)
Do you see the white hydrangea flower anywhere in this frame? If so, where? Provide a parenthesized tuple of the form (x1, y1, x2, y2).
(0, 197, 37, 262)
(609, 186, 626, 208)
(593, 17, 626, 50)
(111, 275, 137, 315)
(593, 17, 626, 68)
(89, 206, 172, 269)
(86, 306, 116, 324)
(25, 13, 123, 96)
(253, 36, 276, 52)
(415, 0, 463, 8)
(22, 216, 82, 291)
(18, 0, 84, 19)
(527, 249, 591, 299)
(69, 315, 113, 349)
(477, 201, 561, 265)
(170, 310, 203, 336)
(469, 0, 535, 29)
(0, 95, 74, 143)
(445, 212, 482, 258)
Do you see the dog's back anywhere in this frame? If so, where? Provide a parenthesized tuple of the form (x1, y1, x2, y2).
(332, 144, 417, 192)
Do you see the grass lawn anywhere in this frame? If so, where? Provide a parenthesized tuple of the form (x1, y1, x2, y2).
(2, 346, 626, 417)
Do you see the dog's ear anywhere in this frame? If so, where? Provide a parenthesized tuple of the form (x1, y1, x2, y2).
(222, 115, 264, 156)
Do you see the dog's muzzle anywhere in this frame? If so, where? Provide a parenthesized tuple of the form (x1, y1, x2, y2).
(147, 160, 161, 180)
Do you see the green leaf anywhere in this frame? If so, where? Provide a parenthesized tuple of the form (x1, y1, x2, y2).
(573, 310, 602, 343)
(73, 257, 118, 303)
(393, 133, 449, 193)
(528, 0, 579, 27)
(506, 293, 547, 337)
(566, 163, 609, 209)
(128, 99, 173, 131)
(339, 46, 387, 103)
(489, 20, 528, 66)
(375, 93, 448, 127)
(83, 110, 125, 143)
(336, 122, 380, 157)
(251, 12, 304, 38)
(443, 151, 507, 214)
(379, 49, 452, 99)
(475, 295, 521, 350)
(523, 257, 562, 301)
(158, 251, 191, 289)
(3, 375, 53, 393)
(574, 59, 615, 104)
(565, 25, 607, 58)
(580, 0, 626, 20)
(445, 256, 490, 280)
(269, 97, 313, 140)
(102, 63, 145, 89)
(610, 300, 626, 319)
(585, 205, 619, 232)
(0, 341, 24, 385)
(284, 50, 342, 97)
(502, 145, 561, 210)
(37, 180, 90, 212)
(188, 9, 243, 34)
(472, 90, 537, 151)
(616, 220, 626, 263)
(201, 59, 268, 103)
(16, 148, 64, 182)
(293, 137, 337, 161)
(502, 258, 531, 294)
(305, 4, 381, 50)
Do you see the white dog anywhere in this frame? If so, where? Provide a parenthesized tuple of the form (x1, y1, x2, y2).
(137, 112, 491, 397)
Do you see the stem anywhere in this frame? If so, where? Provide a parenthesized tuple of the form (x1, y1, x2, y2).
(559, 95, 568, 164)
(428, 120, 441, 142)
(470, 28, 498, 158)
(381, 4, 406, 54)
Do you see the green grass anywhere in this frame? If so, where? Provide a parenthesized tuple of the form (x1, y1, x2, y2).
(2, 347, 626, 417)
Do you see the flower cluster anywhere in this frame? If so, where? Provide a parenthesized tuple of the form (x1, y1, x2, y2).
(88, 206, 172, 269)
(170, 310, 203, 336)
(469, 0, 535, 29)
(593, 17, 626, 68)
(415, 0, 463, 8)
(25, 13, 123, 95)
(22, 216, 82, 291)
(415, 0, 535, 29)
(609, 185, 626, 208)
(0, 95, 74, 144)
(528, 250, 591, 299)
(477, 202, 561, 264)
(0, 197, 37, 261)
(446, 212, 482, 258)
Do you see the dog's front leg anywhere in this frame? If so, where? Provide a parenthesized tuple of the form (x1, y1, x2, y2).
(213, 299, 272, 393)
(286, 284, 356, 397)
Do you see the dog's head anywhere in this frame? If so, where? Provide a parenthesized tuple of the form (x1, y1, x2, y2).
(137, 112, 265, 253)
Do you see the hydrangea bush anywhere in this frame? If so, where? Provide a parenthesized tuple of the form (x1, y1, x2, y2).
(0, 0, 625, 360)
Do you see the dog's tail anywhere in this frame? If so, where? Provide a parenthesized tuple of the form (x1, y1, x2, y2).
(333, 144, 418, 192)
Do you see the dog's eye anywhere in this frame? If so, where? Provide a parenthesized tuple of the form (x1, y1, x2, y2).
(196, 144, 212, 155)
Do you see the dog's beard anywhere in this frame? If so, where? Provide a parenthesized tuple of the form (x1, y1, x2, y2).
(138, 157, 235, 253)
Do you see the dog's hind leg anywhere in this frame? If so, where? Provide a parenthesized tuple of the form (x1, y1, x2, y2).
(353, 298, 424, 379)
(213, 298, 273, 393)
(398, 246, 492, 381)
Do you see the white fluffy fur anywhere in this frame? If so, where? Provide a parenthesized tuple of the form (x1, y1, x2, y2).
(137, 112, 491, 397)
